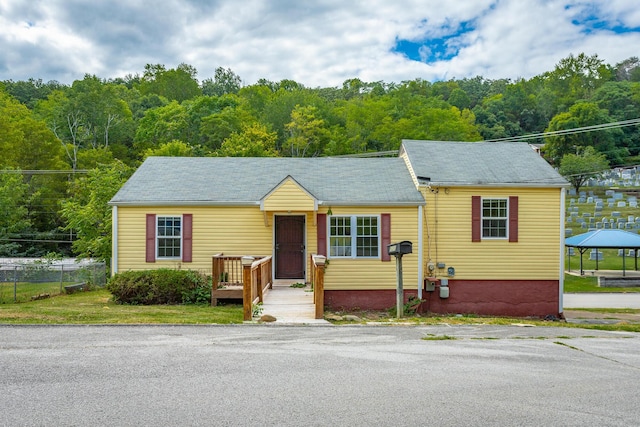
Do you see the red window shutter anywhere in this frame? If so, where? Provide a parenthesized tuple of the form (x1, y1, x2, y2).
(146, 214, 156, 263)
(509, 196, 518, 242)
(471, 196, 481, 242)
(317, 213, 327, 256)
(182, 214, 193, 262)
(381, 213, 391, 262)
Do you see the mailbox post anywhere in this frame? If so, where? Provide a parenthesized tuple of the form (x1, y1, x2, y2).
(387, 241, 413, 319)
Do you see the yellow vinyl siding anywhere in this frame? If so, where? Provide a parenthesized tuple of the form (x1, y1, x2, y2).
(422, 186, 562, 280)
(117, 206, 272, 272)
(322, 206, 420, 291)
(116, 205, 421, 290)
(263, 179, 315, 211)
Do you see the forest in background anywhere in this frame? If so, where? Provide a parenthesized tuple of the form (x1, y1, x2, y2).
(2, 52, 640, 261)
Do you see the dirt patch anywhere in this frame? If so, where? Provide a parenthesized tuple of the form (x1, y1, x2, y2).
(564, 310, 640, 324)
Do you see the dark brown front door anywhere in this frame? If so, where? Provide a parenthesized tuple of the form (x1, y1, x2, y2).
(275, 215, 305, 279)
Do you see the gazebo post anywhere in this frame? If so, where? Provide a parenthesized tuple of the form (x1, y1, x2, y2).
(623, 251, 626, 277)
(579, 248, 585, 276)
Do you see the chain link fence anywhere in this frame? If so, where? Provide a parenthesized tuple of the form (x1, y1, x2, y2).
(0, 258, 106, 303)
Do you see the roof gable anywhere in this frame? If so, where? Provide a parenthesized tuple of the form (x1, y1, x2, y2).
(260, 175, 317, 211)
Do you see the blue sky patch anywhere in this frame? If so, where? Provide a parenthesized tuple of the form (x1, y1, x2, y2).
(392, 20, 475, 63)
(569, 5, 640, 35)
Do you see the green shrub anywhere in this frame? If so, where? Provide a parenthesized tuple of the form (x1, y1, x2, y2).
(107, 269, 210, 305)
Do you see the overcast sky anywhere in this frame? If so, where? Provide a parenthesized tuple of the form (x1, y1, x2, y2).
(1, 0, 639, 87)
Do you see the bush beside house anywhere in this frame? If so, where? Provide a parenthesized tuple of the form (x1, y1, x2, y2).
(107, 269, 210, 305)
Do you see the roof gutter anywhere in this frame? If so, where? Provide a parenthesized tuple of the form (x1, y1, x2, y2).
(417, 182, 570, 189)
(109, 200, 426, 207)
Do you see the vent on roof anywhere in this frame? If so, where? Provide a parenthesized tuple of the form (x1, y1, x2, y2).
(417, 176, 430, 182)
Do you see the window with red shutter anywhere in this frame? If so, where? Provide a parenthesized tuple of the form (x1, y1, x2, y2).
(146, 214, 156, 262)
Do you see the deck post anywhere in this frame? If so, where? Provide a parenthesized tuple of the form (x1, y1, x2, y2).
(256, 262, 263, 303)
(313, 255, 325, 319)
(211, 255, 222, 306)
(242, 256, 255, 321)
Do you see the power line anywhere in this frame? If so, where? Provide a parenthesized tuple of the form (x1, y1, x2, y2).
(483, 118, 640, 143)
(0, 170, 89, 174)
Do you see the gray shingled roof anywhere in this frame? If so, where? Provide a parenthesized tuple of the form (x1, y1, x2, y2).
(401, 140, 569, 187)
(109, 157, 425, 206)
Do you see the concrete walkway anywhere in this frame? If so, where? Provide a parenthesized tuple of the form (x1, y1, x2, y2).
(259, 280, 330, 324)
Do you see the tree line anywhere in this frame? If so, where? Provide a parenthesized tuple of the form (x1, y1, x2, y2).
(2, 53, 640, 261)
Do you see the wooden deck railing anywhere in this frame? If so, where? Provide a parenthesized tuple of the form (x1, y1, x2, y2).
(212, 254, 243, 288)
(242, 256, 273, 320)
(310, 254, 326, 319)
(212, 254, 271, 308)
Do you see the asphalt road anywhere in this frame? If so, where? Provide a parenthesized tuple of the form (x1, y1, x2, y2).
(1, 324, 639, 426)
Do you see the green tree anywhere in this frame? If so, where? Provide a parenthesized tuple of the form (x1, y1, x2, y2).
(144, 140, 195, 158)
(60, 161, 132, 262)
(0, 171, 30, 255)
(137, 63, 201, 102)
(1, 90, 67, 170)
(448, 88, 471, 110)
(544, 102, 625, 164)
(1, 89, 69, 238)
(559, 146, 609, 193)
(217, 123, 278, 157)
(133, 101, 189, 153)
(284, 105, 330, 157)
(543, 53, 613, 109)
(202, 67, 242, 97)
(199, 103, 255, 152)
(614, 57, 640, 81)
(2, 78, 65, 109)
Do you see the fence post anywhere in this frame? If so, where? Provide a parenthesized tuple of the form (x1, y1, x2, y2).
(60, 264, 64, 294)
(13, 266, 17, 303)
(241, 256, 255, 321)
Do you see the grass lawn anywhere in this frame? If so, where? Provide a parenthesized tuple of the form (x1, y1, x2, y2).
(0, 281, 81, 303)
(2, 287, 639, 333)
(562, 273, 640, 292)
(0, 288, 243, 324)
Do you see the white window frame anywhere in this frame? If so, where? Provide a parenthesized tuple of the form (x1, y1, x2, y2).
(329, 215, 380, 259)
(481, 198, 508, 239)
(156, 215, 182, 259)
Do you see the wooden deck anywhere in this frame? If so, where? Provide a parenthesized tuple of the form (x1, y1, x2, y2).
(212, 253, 328, 323)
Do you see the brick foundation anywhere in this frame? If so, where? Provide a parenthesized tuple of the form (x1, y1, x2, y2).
(324, 280, 560, 318)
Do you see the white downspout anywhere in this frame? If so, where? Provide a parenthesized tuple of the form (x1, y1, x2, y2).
(112, 205, 118, 275)
(559, 188, 566, 314)
(418, 205, 424, 299)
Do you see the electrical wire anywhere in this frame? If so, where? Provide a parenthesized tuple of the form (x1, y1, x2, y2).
(483, 118, 640, 143)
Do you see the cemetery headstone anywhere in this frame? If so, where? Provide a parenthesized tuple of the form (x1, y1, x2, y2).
(589, 250, 604, 261)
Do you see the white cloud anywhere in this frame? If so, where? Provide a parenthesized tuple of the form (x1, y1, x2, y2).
(0, 0, 639, 86)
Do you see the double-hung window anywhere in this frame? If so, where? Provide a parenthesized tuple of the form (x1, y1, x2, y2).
(329, 215, 379, 258)
(481, 198, 508, 239)
(157, 216, 182, 258)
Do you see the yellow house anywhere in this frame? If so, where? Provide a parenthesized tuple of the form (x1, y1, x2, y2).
(109, 140, 568, 316)
(400, 140, 569, 317)
(109, 157, 426, 311)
